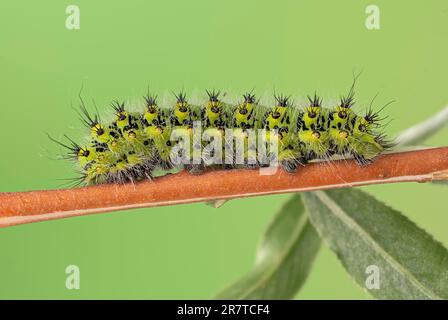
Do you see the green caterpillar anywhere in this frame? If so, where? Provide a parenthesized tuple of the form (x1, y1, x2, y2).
(51, 83, 392, 186)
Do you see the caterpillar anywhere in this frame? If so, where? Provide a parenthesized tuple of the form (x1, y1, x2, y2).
(51, 81, 392, 186)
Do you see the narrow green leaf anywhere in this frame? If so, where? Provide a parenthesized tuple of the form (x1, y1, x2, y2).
(303, 189, 448, 299)
(215, 195, 321, 299)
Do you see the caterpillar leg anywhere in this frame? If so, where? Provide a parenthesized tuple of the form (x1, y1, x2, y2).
(280, 159, 298, 173)
(130, 163, 154, 181)
(353, 153, 373, 166)
(304, 150, 317, 162)
(244, 162, 259, 170)
(159, 159, 174, 170)
(280, 156, 307, 174)
(184, 163, 204, 175)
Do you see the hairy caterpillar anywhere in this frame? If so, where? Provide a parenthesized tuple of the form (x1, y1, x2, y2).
(51, 81, 392, 186)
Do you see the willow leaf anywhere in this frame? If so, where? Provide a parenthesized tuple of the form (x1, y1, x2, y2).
(303, 189, 448, 299)
(215, 195, 321, 299)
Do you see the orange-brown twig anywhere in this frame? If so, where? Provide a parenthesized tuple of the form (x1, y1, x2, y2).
(0, 147, 447, 228)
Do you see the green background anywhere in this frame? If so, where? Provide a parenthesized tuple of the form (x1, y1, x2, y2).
(0, 0, 447, 299)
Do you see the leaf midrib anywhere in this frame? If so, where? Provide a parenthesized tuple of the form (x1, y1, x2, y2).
(314, 191, 442, 300)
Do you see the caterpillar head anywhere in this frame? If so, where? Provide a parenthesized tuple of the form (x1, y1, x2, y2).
(348, 132, 384, 162)
(350, 113, 385, 159)
(353, 99, 393, 153)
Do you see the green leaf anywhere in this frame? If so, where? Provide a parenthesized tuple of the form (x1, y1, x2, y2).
(215, 195, 321, 299)
(303, 189, 448, 299)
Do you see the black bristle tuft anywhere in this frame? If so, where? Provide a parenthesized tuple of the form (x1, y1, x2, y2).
(111, 101, 125, 114)
(340, 72, 361, 108)
(307, 92, 322, 107)
(243, 92, 256, 104)
(47, 134, 82, 161)
(206, 89, 221, 102)
(144, 94, 158, 107)
(274, 93, 290, 107)
(78, 97, 99, 128)
(174, 90, 187, 103)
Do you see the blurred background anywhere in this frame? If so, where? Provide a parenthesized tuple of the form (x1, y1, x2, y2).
(0, 0, 447, 299)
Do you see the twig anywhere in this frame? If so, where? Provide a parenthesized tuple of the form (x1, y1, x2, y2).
(0, 147, 447, 228)
(395, 105, 448, 146)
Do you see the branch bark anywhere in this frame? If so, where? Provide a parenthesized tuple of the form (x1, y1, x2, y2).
(0, 147, 447, 228)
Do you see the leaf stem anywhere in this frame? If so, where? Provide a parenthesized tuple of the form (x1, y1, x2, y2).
(395, 105, 448, 146)
(0, 147, 447, 228)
